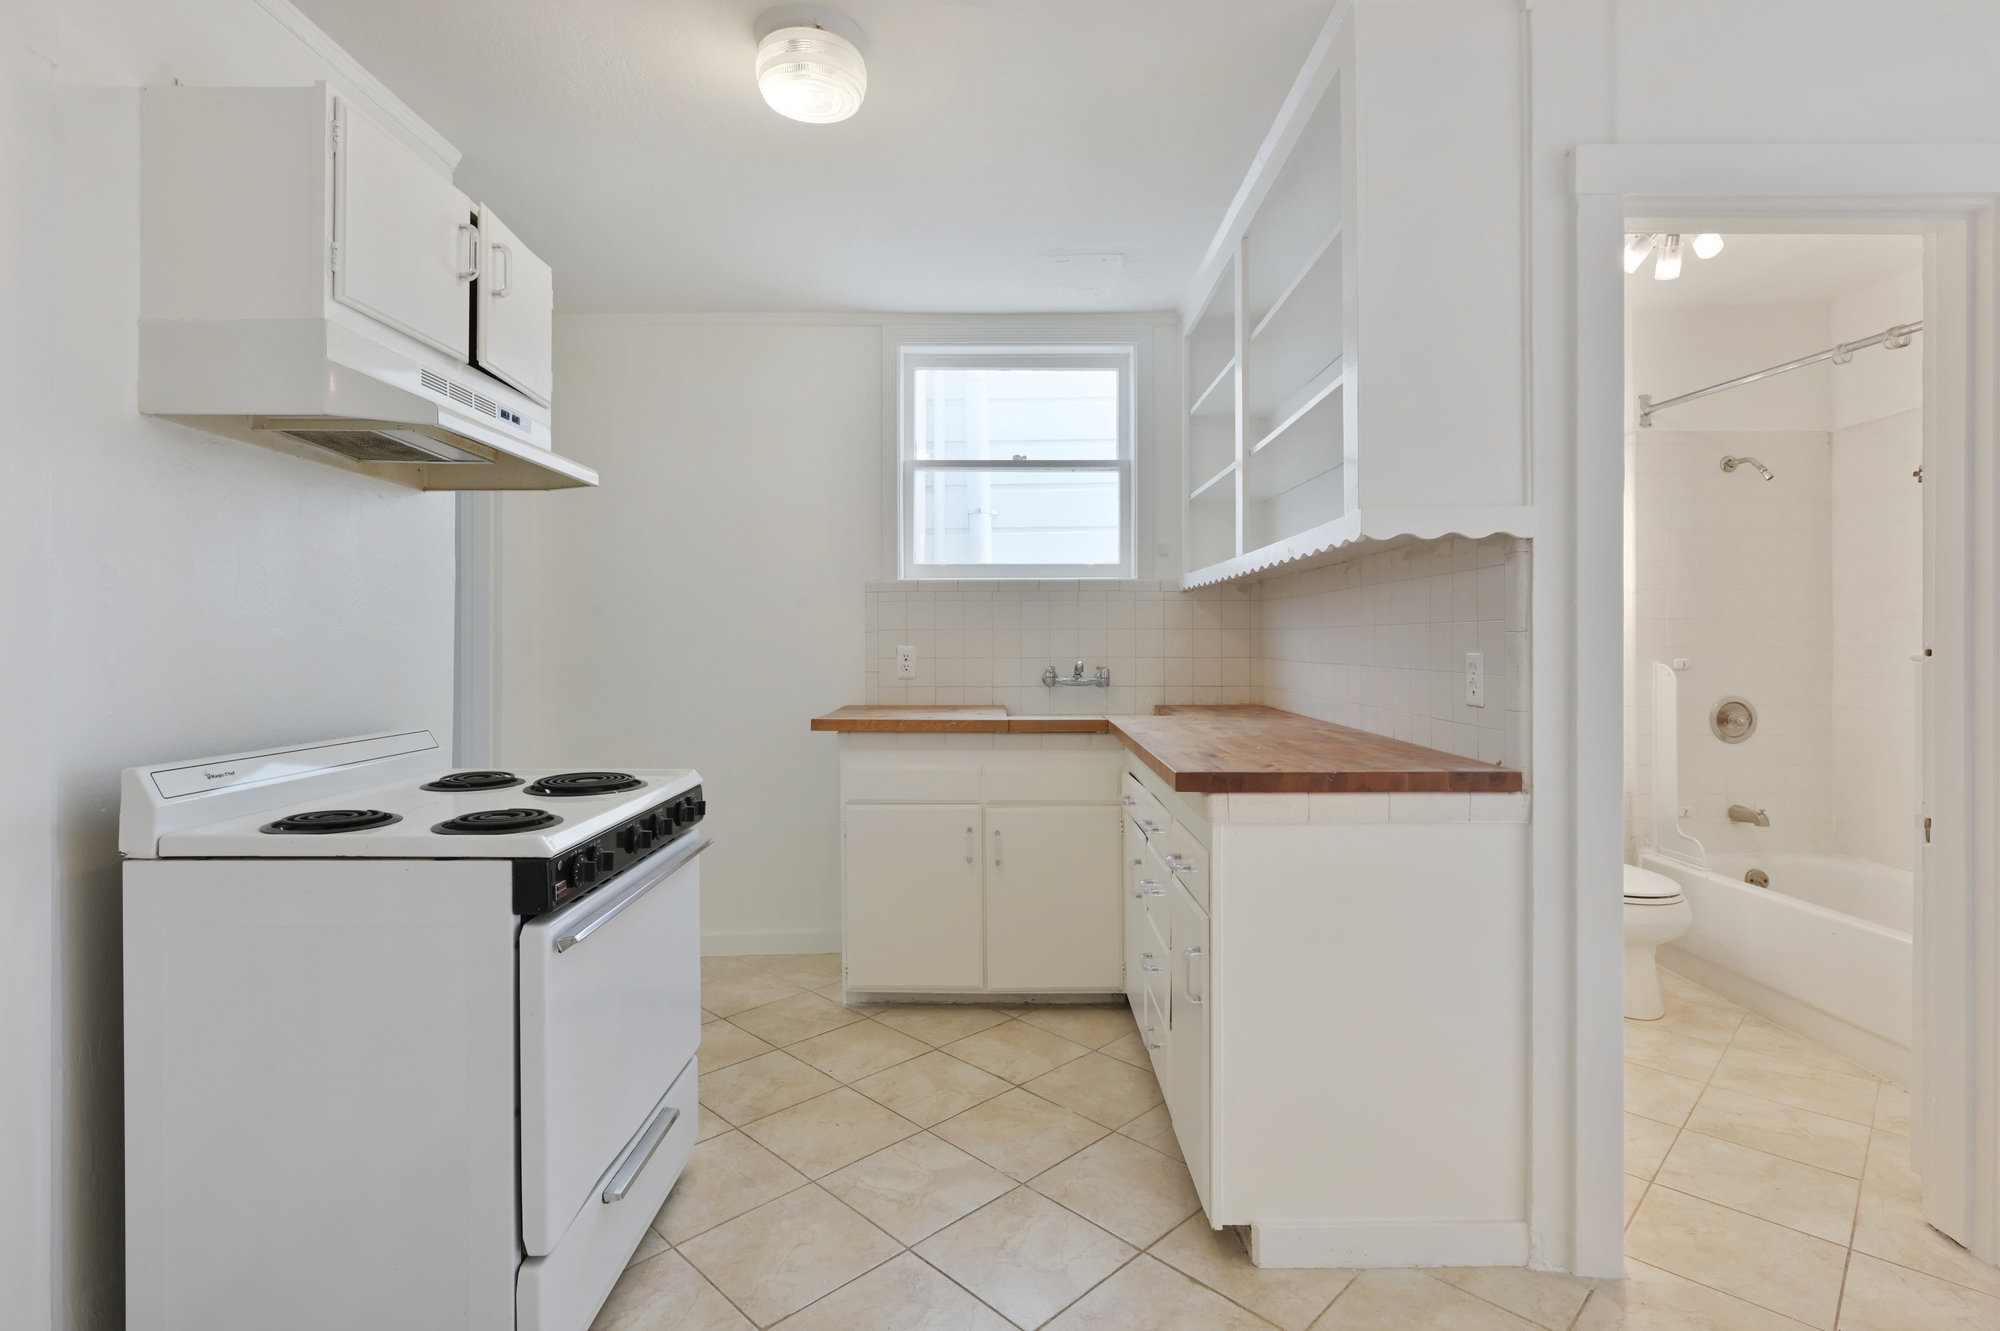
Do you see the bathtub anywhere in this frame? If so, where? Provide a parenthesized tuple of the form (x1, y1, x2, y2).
(1637, 849, 1913, 1082)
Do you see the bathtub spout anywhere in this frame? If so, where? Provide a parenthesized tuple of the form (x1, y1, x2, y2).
(1728, 804, 1771, 827)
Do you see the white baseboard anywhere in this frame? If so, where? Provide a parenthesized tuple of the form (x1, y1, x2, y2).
(1248, 1220, 1529, 1269)
(1660, 949, 1910, 1084)
(702, 929, 841, 957)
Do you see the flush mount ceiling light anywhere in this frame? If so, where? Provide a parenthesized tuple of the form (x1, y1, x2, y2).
(755, 7, 868, 123)
(1623, 232, 1724, 280)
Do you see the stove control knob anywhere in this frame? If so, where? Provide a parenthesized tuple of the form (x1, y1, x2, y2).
(576, 858, 598, 885)
(635, 825, 657, 849)
(617, 826, 639, 853)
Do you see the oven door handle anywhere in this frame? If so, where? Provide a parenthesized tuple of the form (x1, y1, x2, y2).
(554, 834, 714, 954)
(601, 1100, 681, 1204)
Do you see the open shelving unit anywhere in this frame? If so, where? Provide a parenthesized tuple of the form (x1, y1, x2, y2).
(1177, 4, 1533, 589)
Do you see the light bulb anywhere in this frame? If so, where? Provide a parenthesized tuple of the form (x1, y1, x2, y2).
(1623, 234, 1656, 274)
(1691, 233, 1725, 260)
(1653, 234, 1683, 281)
(756, 25, 867, 123)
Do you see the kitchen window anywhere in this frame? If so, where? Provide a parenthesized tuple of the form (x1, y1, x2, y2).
(897, 342, 1136, 579)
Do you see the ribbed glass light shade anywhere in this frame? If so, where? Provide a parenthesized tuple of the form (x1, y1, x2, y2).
(756, 26, 867, 123)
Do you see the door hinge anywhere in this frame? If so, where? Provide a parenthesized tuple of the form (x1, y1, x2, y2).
(329, 116, 342, 152)
(329, 240, 340, 273)
(1924, 817, 1932, 844)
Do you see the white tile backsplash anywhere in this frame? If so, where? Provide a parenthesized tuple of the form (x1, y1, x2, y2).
(862, 536, 1531, 772)
(1250, 535, 1531, 769)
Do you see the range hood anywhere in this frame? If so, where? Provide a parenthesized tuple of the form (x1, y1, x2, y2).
(139, 317, 597, 491)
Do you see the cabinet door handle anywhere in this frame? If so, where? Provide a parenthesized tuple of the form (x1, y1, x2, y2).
(1139, 951, 1162, 974)
(1181, 946, 1206, 1005)
(1143, 1025, 1163, 1051)
(1121, 795, 1137, 808)
(1136, 818, 1161, 836)
(965, 826, 974, 864)
(1138, 879, 1165, 898)
(992, 828, 1002, 866)
(456, 222, 481, 280)
(489, 241, 513, 297)
(1165, 853, 1194, 873)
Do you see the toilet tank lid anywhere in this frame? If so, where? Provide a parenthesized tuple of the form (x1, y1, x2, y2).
(1625, 863, 1684, 900)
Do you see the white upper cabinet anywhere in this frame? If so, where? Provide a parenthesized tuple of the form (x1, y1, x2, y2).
(475, 207, 555, 406)
(333, 100, 478, 363)
(1181, 1, 1528, 587)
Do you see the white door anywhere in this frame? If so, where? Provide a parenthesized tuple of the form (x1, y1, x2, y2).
(333, 99, 475, 360)
(475, 206, 555, 406)
(986, 805, 1123, 991)
(1169, 879, 1211, 1210)
(518, 835, 706, 1256)
(845, 804, 984, 990)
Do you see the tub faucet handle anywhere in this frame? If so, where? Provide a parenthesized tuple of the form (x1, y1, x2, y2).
(1727, 804, 1771, 827)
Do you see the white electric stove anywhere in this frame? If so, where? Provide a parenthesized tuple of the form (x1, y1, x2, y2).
(120, 729, 709, 1331)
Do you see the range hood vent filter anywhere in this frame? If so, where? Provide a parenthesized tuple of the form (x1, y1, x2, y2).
(279, 428, 490, 465)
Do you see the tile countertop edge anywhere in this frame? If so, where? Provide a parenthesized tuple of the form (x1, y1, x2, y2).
(812, 705, 1524, 795)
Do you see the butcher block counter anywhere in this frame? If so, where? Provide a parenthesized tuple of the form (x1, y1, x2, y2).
(811, 703, 1520, 794)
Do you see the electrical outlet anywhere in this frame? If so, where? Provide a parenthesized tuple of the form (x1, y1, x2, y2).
(1672, 657, 1691, 671)
(1465, 651, 1485, 708)
(896, 645, 917, 679)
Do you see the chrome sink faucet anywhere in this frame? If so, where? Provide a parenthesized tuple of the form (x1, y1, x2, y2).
(1043, 659, 1110, 688)
(1727, 804, 1771, 827)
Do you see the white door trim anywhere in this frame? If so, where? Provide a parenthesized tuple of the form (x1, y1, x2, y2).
(1572, 142, 2000, 1267)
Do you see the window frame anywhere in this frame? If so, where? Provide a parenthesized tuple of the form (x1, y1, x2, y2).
(895, 340, 1138, 580)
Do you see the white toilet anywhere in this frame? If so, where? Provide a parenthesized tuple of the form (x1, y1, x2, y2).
(1624, 863, 1693, 1020)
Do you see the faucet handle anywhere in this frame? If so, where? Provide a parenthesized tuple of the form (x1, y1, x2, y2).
(1074, 659, 1085, 678)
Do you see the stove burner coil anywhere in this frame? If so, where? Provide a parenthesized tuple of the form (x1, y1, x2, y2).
(260, 809, 403, 834)
(431, 808, 562, 835)
(523, 772, 644, 797)
(421, 771, 523, 792)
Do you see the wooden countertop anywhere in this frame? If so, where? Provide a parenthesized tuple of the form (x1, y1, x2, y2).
(811, 704, 1521, 793)
(1112, 706, 1521, 794)
(810, 706, 1111, 734)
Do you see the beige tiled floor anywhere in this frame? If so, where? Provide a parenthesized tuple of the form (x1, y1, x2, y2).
(592, 955, 1997, 1330)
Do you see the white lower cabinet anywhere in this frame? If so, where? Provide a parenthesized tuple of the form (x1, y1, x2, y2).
(986, 805, 1123, 990)
(843, 803, 984, 990)
(840, 747, 1122, 995)
(1123, 814, 1148, 1012)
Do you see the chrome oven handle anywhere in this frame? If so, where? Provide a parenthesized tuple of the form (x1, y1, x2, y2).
(554, 834, 714, 953)
(601, 1101, 681, 1203)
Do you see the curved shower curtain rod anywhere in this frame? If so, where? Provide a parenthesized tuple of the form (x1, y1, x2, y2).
(1637, 320, 1922, 428)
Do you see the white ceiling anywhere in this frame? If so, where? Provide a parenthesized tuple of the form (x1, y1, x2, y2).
(295, 0, 1334, 315)
(1623, 233, 1922, 311)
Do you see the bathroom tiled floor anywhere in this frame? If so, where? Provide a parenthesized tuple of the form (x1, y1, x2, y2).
(590, 955, 1997, 1330)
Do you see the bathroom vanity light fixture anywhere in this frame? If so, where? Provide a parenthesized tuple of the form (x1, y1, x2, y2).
(755, 7, 868, 123)
(1623, 232, 1724, 279)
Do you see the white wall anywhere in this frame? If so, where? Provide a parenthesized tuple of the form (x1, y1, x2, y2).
(3, 5, 461, 1326)
(495, 316, 1179, 955)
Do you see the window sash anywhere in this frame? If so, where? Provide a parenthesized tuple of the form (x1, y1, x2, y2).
(897, 343, 1136, 580)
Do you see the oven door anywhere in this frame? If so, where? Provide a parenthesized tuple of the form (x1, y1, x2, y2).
(519, 832, 709, 1256)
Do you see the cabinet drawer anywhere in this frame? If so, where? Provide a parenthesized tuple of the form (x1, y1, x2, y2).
(844, 761, 981, 803)
(984, 755, 1118, 805)
(1121, 773, 1169, 838)
(1141, 987, 1171, 1087)
(1138, 838, 1172, 953)
(1164, 821, 1210, 912)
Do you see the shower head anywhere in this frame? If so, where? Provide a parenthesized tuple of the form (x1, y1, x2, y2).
(1721, 455, 1775, 481)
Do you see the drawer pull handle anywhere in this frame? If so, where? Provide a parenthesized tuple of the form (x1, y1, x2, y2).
(966, 826, 974, 864)
(1139, 880, 1165, 899)
(602, 1101, 681, 1204)
(1143, 1026, 1163, 1051)
(1140, 951, 1163, 974)
(1181, 945, 1206, 1006)
(992, 828, 1003, 866)
(1136, 819, 1162, 836)
(1121, 795, 1137, 807)
(1165, 854, 1194, 873)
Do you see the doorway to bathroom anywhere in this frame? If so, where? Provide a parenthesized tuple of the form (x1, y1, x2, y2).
(1609, 229, 1990, 1322)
